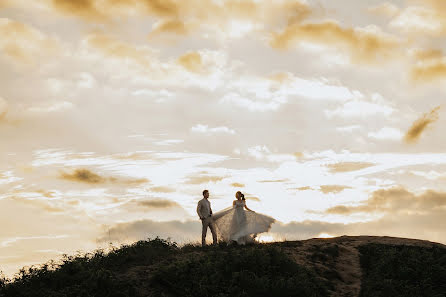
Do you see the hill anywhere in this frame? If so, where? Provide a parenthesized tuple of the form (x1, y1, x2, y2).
(1, 236, 445, 297)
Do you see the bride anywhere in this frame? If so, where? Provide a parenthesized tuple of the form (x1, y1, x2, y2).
(212, 191, 275, 245)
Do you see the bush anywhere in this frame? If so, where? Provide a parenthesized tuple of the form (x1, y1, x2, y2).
(0, 238, 177, 297)
(152, 245, 330, 297)
(359, 244, 446, 297)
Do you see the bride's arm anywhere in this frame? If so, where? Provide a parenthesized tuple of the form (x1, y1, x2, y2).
(244, 203, 254, 212)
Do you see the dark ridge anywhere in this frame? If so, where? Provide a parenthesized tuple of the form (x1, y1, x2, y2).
(0, 236, 445, 297)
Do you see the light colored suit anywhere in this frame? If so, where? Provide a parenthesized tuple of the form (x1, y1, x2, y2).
(197, 198, 217, 246)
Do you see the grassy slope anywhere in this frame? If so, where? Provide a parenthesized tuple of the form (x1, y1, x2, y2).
(359, 243, 446, 297)
(0, 237, 445, 297)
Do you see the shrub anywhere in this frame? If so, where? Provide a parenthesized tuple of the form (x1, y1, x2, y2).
(152, 245, 330, 297)
(359, 244, 446, 297)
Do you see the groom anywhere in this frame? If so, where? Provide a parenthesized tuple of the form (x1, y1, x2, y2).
(197, 189, 217, 246)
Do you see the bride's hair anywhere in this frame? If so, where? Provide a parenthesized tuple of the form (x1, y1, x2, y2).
(241, 193, 245, 201)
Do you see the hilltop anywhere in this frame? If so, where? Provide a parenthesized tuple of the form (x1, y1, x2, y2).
(1, 236, 445, 297)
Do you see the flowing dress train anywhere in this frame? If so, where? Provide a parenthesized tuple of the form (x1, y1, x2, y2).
(212, 200, 275, 245)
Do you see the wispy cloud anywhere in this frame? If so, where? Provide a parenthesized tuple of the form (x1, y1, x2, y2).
(149, 186, 176, 193)
(404, 106, 441, 143)
(0, 96, 8, 120)
(319, 185, 351, 194)
(0, 18, 59, 63)
(326, 162, 375, 173)
(60, 168, 149, 185)
(1, 234, 70, 248)
(177, 51, 203, 73)
(412, 55, 446, 82)
(191, 124, 235, 135)
(85, 33, 154, 69)
(368, 127, 404, 141)
(368, 2, 400, 17)
(184, 175, 226, 185)
(137, 199, 180, 209)
(149, 19, 191, 36)
(325, 187, 446, 214)
(270, 20, 401, 63)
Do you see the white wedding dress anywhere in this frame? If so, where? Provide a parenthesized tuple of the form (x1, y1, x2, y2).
(212, 200, 275, 245)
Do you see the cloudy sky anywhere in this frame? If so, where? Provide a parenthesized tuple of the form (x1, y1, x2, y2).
(1, 0, 446, 277)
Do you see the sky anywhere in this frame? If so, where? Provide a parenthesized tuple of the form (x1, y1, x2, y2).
(1, 0, 446, 277)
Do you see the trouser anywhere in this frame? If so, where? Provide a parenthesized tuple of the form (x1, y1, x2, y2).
(201, 217, 217, 246)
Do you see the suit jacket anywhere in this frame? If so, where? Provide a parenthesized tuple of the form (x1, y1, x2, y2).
(197, 198, 213, 220)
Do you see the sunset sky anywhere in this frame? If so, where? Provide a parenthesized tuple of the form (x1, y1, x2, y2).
(1, 0, 446, 277)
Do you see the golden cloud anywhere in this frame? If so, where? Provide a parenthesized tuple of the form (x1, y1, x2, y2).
(327, 162, 375, 173)
(0, 18, 59, 63)
(97, 219, 200, 243)
(0, 96, 8, 120)
(61, 168, 104, 183)
(43, 0, 183, 22)
(0, 0, 10, 8)
(404, 106, 441, 143)
(368, 2, 400, 17)
(324, 205, 351, 215)
(411, 48, 444, 61)
(418, 0, 446, 18)
(35, 189, 56, 198)
(412, 60, 446, 82)
(50, 0, 106, 21)
(319, 185, 351, 194)
(258, 179, 288, 183)
(270, 21, 400, 63)
(245, 195, 261, 202)
(149, 19, 190, 36)
(43, 0, 312, 41)
(10, 196, 64, 213)
(293, 152, 304, 159)
(140, 0, 179, 18)
(390, 1, 446, 36)
(231, 183, 245, 188)
(410, 49, 446, 82)
(185, 175, 226, 185)
(138, 199, 179, 208)
(325, 187, 446, 215)
(45, 0, 310, 22)
(177, 51, 203, 73)
(295, 186, 312, 191)
(109, 176, 149, 185)
(60, 168, 149, 185)
(149, 186, 176, 193)
(85, 33, 153, 68)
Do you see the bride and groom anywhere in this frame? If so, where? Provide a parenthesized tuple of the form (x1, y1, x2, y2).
(197, 189, 275, 246)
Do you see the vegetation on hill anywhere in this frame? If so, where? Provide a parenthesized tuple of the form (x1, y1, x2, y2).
(359, 243, 446, 297)
(0, 238, 329, 297)
(1, 237, 445, 297)
(152, 243, 330, 297)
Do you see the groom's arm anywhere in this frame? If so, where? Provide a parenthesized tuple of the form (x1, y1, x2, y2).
(197, 201, 204, 220)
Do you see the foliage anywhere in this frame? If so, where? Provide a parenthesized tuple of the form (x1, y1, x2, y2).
(6, 238, 445, 297)
(359, 243, 446, 297)
(0, 238, 178, 297)
(151, 244, 330, 297)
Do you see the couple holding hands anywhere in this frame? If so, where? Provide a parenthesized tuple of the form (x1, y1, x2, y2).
(197, 190, 275, 246)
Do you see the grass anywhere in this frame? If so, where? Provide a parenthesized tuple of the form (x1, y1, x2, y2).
(4, 238, 445, 297)
(151, 243, 330, 297)
(0, 238, 178, 297)
(0, 238, 329, 297)
(359, 243, 446, 297)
